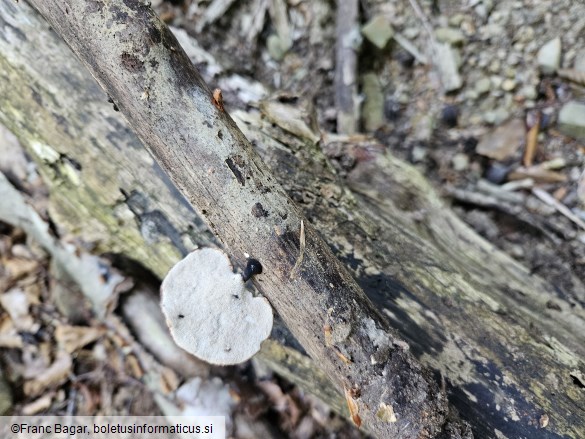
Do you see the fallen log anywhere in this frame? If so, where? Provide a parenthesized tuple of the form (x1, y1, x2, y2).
(4, 0, 461, 437)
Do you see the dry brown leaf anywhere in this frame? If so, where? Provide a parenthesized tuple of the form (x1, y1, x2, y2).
(160, 366, 180, 394)
(76, 383, 98, 415)
(258, 380, 288, 411)
(54, 324, 105, 353)
(508, 167, 567, 183)
(552, 186, 567, 201)
(260, 99, 320, 145)
(24, 349, 72, 396)
(0, 315, 22, 348)
(126, 354, 143, 379)
(476, 118, 525, 161)
(0, 332, 22, 348)
(21, 393, 54, 415)
(344, 386, 361, 427)
(1, 257, 39, 282)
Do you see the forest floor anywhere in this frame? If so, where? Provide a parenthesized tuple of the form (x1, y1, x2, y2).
(1, 0, 584, 437)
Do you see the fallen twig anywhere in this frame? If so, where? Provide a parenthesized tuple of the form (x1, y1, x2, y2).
(334, 0, 359, 134)
(532, 187, 585, 231)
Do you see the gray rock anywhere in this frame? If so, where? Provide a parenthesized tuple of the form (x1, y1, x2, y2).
(537, 37, 561, 74)
(452, 153, 469, 171)
(435, 43, 463, 92)
(486, 108, 510, 125)
(558, 101, 585, 140)
(519, 85, 537, 100)
(362, 15, 394, 49)
(411, 145, 427, 162)
(502, 78, 516, 91)
(402, 27, 420, 39)
(475, 77, 491, 95)
(411, 113, 434, 142)
(362, 73, 384, 131)
(267, 34, 287, 61)
(435, 27, 465, 45)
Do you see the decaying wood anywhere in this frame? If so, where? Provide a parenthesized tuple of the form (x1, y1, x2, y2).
(13, 1, 461, 437)
(1, 1, 584, 438)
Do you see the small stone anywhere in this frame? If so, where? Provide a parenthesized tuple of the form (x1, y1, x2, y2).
(490, 75, 503, 88)
(476, 118, 525, 160)
(435, 43, 463, 92)
(506, 53, 520, 66)
(491, 108, 510, 125)
(435, 27, 465, 45)
(465, 89, 479, 100)
(519, 85, 537, 100)
(469, 114, 483, 125)
(485, 163, 510, 184)
(362, 15, 394, 49)
(362, 73, 384, 131)
(411, 113, 434, 142)
(461, 20, 475, 35)
(483, 111, 497, 124)
(449, 14, 466, 27)
(463, 137, 478, 153)
(502, 79, 516, 91)
(402, 27, 420, 39)
(441, 105, 459, 128)
(488, 59, 501, 73)
(396, 50, 415, 68)
(537, 37, 561, 75)
(411, 145, 427, 162)
(267, 34, 287, 61)
(504, 67, 516, 78)
(452, 153, 469, 171)
(558, 101, 585, 140)
(515, 26, 535, 44)
(397, 92, 410, 104)
(475, 77, 491, 95)
(384, 98, 401, 121)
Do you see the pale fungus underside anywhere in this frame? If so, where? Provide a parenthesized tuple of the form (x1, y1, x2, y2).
(161, 248, 273, 365)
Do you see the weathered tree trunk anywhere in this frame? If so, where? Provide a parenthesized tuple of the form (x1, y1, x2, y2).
(0, 1, 583, 438)
(2, 1, 457, 438)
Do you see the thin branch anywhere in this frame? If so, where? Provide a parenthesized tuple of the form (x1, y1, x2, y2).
(334, 0, 360, 134)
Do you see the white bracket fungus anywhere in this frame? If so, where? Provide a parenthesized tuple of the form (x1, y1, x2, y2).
(161, 248, 273, 365)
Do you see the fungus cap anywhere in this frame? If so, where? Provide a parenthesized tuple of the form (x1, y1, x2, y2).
(161, 248, 273, 365)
